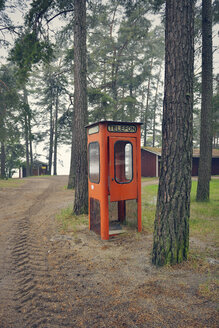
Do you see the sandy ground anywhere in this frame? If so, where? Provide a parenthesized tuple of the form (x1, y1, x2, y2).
(0, 176, 218, 328)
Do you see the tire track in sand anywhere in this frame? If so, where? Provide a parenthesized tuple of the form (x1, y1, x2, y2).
(11, 177, 72, 328)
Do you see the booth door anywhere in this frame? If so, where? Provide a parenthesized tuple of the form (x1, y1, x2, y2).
(109, 137, 137, 202)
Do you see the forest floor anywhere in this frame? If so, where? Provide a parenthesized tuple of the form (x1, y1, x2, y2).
(0, 176, 218, 328)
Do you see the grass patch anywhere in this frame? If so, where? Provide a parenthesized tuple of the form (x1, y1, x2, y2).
(141, 179, 219, 244)
(190, 180, 219, 244)
(56, 206, 88, 233)
(142, 184, 158, 232)
(30, 175, 53, 178)
(0, 178, 25, 188)
(56, 179, 218, 244)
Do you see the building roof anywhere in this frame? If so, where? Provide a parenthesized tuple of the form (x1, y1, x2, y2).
(142, 147, 219, 158)
(21, 160, 48, 167)
(142, 147, 162, 156)
(193, 149, 219, 158)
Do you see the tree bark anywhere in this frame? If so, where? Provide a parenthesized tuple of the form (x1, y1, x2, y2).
(73, 0, 88, 214)
(0, 105, 6, 179)
(53, 90, 59, 176)
(48, 104, 54, 175)
(0, 142, 6, 179)
(152, 65, 162, 147)
(28, 112, 33, 175)
(144, 58, 153, 147)
(140, 88, 145, 124)
(23, 88, 30, 177)
(127, 57, 136, 122)
(196, 0, 213, 201)
(24, 88, 33, 175)
(152, 0, 194, 266)
(68, 114, 75, 189)
(24, 112, 30, 177)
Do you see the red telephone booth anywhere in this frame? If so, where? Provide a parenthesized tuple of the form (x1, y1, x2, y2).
(86, 121, 142, 240)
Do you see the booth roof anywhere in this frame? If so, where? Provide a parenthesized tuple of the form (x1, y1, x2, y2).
(85, 120, 143, 128)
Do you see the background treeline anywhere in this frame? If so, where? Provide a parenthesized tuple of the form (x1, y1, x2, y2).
(0, 0, 218, 178)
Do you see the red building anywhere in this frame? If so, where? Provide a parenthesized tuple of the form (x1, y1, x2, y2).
(141, 147, 161, 177)
(141, 147, 219, 177)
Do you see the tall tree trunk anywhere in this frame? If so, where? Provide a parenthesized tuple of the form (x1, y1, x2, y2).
(196, 0, 213, 201)
(24, 111, 30, 177)
(48, 105, 54, 175)
(111, 48, 117, 101)
(24, 113, 30, 177)
(67, 131, 75, 189)
(24, 88, 33, 176)
(0, 142, 6, 179)
(0, 106, 6, 179)
(152, 65, 162, 147)
(28, 113, 33, 175)
(152, 0, 194, 266)
(127, 57, 135, 121)
(112, 48, 118, 119)
(140, 88, 145, 124)
(68, 108, 75, 189)
(73, 0, 88, 214)
(144, 58, 153, 147)
(23, 88, 30, 177)
(53, 92, 59, 176)
(103, 59, 106, 93)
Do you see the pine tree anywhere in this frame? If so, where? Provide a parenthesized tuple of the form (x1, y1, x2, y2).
(196, 0, 213, 201)
(0, 64, 23, 178)
(73, 0, 88, 214)
(152, 0, 194, 266)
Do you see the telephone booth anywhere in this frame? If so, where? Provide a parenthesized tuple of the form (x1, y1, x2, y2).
(86, 121, 142, 240)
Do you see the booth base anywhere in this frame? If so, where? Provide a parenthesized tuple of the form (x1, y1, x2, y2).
(109, 230, 125, 237)
(109, 220, 125, 237)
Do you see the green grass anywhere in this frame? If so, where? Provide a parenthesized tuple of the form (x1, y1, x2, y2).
(190, 180, 219, 244)
(56, 206, 88, 233)
(30, 175, 52, 178)
(142, 184, 158, 233)
(56, 179, 219, 245)
(142, 179, 219, 243)
(0, 175, 53, 188)
(0, 178, 25, 188)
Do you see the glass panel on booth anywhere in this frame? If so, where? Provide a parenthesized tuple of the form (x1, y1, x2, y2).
(89, 142, 100, 183)
(114, 141, 133, 183)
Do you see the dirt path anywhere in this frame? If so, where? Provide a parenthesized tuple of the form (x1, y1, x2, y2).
(0, 176, 218, 328)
